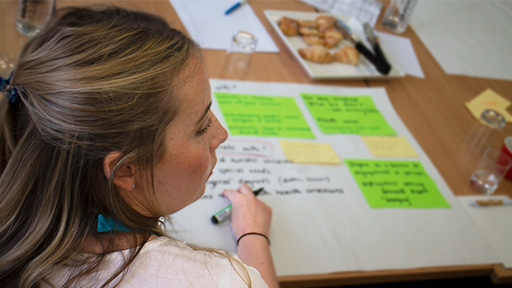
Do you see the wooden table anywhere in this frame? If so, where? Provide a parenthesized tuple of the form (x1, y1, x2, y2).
(2, 0, 511, 286)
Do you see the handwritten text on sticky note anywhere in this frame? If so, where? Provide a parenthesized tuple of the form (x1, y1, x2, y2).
(345, 159, 450, 208)
(465, 88, 512, 122)
(301, 93, 396, 135)
(279, 140, 341, 164)
(361, 136, 418, 157)
(215, 92, 315, 139)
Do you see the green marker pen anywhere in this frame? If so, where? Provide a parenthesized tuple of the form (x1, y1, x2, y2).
(211, 187, 265, 224)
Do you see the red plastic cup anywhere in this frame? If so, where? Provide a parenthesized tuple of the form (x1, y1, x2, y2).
(502, 136, 512, 180)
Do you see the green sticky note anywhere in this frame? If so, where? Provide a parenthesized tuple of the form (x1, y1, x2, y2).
(301, 93, 396, 135)
(345, 159, 450, 208)
(215, 92, 315, 139)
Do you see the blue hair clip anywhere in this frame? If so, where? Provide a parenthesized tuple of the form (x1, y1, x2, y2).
(0, 74, 10, 91)
(1, 72, 21, 106)
(8, 87, 19, 105)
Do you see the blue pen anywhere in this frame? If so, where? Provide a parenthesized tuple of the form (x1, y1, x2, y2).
(224, 0, 247, 15)
(211, 187, 264, 224)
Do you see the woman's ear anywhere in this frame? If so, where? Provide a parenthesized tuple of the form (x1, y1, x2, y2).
(103, 151, 135, 192)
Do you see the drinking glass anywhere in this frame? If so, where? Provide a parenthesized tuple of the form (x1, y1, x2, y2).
(382, 0, 418, 34)
(469, 148, 512, 194)
(16, 0, 55, 37)
(220, 31, 257, 80)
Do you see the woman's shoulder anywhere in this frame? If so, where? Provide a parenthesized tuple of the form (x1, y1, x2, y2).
(137, 236, 226, 261)
(47, 236, 268, 287)
(118, 236, 269, 287)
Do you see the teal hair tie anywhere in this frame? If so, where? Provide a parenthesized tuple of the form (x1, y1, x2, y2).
(97, 214, 132, 233)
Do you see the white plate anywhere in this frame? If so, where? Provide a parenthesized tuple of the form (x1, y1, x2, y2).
(264, 10, 405, 80)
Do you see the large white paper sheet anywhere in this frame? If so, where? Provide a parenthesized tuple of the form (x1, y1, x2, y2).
(458, 196, 512, 268)
(169, 0, 279, 52)
(377, 32, 424, 78)
(410, 0, 512, 80)
(166, 80, 498, 276)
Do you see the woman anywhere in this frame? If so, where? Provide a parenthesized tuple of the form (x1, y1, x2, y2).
(0, 6, 278, 288)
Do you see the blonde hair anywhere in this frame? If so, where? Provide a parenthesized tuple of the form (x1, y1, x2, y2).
(0, 6, 202, 287)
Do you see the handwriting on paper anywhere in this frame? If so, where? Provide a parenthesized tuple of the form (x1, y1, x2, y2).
(215, 92, 315, 139)
(202, 140, 346, 200)
(214, 84, 237, 91)
(205, 156, 343, 194)
(300, 93, 396, 135)
(345, 159, 450, 208)
(361, 136, 418, 157)
(217, 140, 273, 157)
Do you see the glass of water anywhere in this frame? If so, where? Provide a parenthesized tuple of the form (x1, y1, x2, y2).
(16, 0, 55, 37)
(469, 148, 512, 194)
(382, 0, 418, 34)
(220, 31, 257, 80)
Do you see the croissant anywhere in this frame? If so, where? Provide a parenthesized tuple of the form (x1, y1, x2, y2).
(323, 28, 343, 48)
(324, 28, 343, 40)
(315, 15, 336, 32)
(297, 19, 318, 28)
(333, 46, 359, 66)
(298, 45, 333, 63)
(279, 17, 298, 36)
(298, 27, 319, 36)
(303, 35, 325, 46)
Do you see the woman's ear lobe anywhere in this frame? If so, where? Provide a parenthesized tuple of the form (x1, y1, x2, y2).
(103, 151, 135, 192)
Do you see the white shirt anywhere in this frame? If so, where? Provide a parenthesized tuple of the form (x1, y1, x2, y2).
(47, 237, 268, 287)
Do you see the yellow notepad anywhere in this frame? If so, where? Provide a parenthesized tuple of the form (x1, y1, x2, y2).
(465, 89, 512, 122)
(279, 140, 341, 164)
(361, 136, 418, 158)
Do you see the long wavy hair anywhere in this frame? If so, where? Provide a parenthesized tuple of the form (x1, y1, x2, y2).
(0, 6, 200, 287)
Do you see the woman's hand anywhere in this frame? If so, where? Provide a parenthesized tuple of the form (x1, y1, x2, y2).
(222, 184, 272, 239)
(223, 184, 279, 288)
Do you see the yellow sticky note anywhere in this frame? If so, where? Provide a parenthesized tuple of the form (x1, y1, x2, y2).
(279, 140, 341, 165)
(361, 136, 419, 158)
(465, 102, 512, 122)
(467, 88, 510, 106)
(465, 89, 512, 122)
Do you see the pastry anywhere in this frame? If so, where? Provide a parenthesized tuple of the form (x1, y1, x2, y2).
(297, 19, 318, 28)
(333, 46, 359, 66)
(279, 17, 298, 36)
(298, 45, 333, 63)
(315, 15, 336, 32)
(303, 35, 325, 46)
(298, 27, 319, 36)
(323, 28, 343, 48)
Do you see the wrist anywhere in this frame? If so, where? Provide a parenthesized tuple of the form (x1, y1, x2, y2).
(236, 232, 270, 246)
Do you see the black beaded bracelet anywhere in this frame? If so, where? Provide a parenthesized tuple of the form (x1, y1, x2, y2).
(236, 232, 270, 246)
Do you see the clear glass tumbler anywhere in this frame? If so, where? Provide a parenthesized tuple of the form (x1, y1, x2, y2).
(469, 148, 512, 194)
(220, 31, 257, 80)
(464, 109, 506, 156)
(382, 0, 418, 34)
(16, 0, 55, 37)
